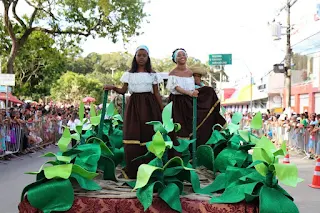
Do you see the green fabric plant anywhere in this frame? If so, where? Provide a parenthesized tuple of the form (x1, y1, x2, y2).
(136, 102, 195, 165)
(197, 112, 254, 174)
(207, 111, 303, 213)
(131, 102, 198, 212)
(20, 127, 110, 213)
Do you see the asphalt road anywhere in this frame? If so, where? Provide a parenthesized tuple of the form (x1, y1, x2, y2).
(0, 147, 319, 213)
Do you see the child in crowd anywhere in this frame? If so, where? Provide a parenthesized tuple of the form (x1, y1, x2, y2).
(308, 124, 317, 159)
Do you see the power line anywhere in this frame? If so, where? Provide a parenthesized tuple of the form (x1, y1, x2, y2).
(291, 30, 320, 47)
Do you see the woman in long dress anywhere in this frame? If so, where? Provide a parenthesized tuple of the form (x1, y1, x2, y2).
(167, 48, 225, 149)
(104, 45, 163, 179)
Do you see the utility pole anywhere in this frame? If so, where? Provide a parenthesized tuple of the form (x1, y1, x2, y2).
(284, 0, 292, 109)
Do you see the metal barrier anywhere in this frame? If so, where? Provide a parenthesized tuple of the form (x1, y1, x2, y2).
(0, 119, 61, 158)
(0, 123, 21, 157)
(262, 122, 320, 158)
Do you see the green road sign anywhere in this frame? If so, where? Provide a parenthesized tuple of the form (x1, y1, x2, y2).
(209, 54, 232, 65)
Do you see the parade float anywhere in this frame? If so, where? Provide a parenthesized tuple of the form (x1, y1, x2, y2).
(19, 91, 303, 213)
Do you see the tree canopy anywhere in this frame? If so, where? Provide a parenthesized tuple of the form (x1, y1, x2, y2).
(50, 71, 103, 104)
(1, 0, 147, 73)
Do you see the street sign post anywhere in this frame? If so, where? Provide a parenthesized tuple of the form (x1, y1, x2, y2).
(209, 54, 232, 66)
(0, 74, 15, 113)
(0, 74, 15, 86)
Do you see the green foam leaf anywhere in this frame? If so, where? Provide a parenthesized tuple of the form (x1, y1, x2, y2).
(274, 163, 303, 187)
(28, 179, 74, 213)
(250, 112, 262, 129)
(231, 112, 243, 125)
(44, 164, 73, 179)
(58, 128, 72, 152)
(134, 164, 162, 190)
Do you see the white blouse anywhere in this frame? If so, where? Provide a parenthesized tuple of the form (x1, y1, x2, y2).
(166, 76, 195, 94)
(120, 72, 163, 93)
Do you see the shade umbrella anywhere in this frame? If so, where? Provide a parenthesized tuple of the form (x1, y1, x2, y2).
(83, 97, 96, 103)
(0, 92, 24, 104)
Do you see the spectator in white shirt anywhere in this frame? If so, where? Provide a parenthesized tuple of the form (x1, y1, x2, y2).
(67, 113, 80, 147)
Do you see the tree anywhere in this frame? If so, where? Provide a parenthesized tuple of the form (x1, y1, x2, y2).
(1, 0, 147, 73)
(14, 31, 68, 99)
(51, 71, 103, 104)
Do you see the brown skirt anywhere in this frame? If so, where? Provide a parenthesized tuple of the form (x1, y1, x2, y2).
(169, 86, 226, 148)
(196, 86, 226, 146)
(123, 92, 162, 179)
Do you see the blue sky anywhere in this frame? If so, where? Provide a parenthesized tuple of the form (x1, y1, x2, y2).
(2, 0, 320, 81)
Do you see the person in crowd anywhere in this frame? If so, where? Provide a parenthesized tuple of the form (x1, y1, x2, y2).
(104, 45, 163, 179)
(67, 113, 80, 147)
(308, 124, 317, 159)
(190, 65, 206, 89)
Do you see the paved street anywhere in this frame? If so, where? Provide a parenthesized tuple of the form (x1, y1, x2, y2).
(0, 148, 319, 213)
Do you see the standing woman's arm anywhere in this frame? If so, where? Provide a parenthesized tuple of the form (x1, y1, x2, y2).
(153, 84, 164, 111)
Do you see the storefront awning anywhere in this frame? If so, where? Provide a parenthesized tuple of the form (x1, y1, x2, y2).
(222, 84, 268, 105)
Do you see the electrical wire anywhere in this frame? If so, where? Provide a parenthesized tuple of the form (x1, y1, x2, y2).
(291, 30, 320, 48)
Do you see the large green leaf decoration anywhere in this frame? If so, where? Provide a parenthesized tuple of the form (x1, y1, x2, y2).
(273, 141, 287, 157)
(72, 164, 98, 180)
(58, 128, 72, 152)
(163, 166, 184, 177)
(44, 164, 73, 179)
(109, 128, 123, 149)
(163, 157, 193, 171)
(137, 181, 164, 211)
(255, 136, 277, 160)
(74, 143, 101, 172)
(231, 112, 243, 124)
(259, 185, 299, 213)
(134, 165, 162, 190)
(75, 125, 83, 135)
(87, 137, 113, 156)
(148, 131, 166, 159)
(227, 123, 239, 134)
(79, 102, 85, 122)
(238, 130, 250, 142)
(159, 183, 182, 212)
(28, 179, 74, 213)
(101, 156, 117, 181)
(162, 102, 175, 133)
(214, 149, 238, 172)
(71, 173, 101, 191)
(25, 161, 59, 175)
(90, 103, 96, 117)
(82, 129, 94, 140)
(41, 152, 72, 163)
(90, 115, 101, 126)
(196, 145, 214, 171)
(252, 149, 269, 176)
(206, 130, 226, 145)
(274, 164, 303, 187)
(71, 133, 80, 142)
(106, 101, 116, 117)
(174, 138, 195, 153)
(146, 121, 166, 133)
(210, 181, 261, 204)
(250, 112, 262, 130)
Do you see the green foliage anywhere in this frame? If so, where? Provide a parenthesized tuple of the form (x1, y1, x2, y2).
(21, 97, 126, 212)
(50, 71, 103, 103)
(199, 111, 302, 213)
